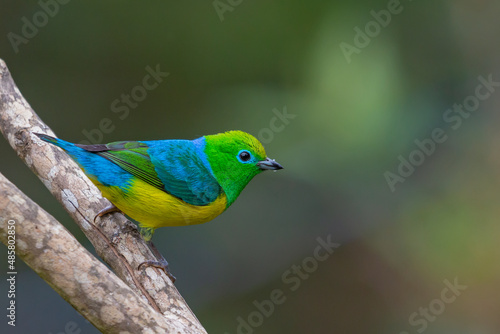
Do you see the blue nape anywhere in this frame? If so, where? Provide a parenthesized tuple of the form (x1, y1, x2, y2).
(143, 138, 222, 206)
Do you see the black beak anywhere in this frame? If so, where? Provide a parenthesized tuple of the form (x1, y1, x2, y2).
(257, 157, 284, 171)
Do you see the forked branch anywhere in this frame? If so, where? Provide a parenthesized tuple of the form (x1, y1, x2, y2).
(0, 59, 206, 334)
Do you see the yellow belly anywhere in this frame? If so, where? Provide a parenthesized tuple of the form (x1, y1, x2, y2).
(92, 177, 227, 230)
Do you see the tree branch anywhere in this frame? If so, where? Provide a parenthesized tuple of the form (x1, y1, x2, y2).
(0, 59, 207, 333)
(0, 172, 185, 333)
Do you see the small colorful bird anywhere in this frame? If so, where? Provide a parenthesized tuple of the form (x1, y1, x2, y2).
(36, 130, 283, 235)
(36, 131, 283, 235)
(35, 131, 283, 279)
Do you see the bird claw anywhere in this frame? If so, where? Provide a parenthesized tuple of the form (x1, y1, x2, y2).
(138, 259, 176, 283)
(93, 204, 122, 223)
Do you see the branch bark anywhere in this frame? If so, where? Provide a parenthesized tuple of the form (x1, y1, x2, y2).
(0, 59, 207, 334)
(0, 172, 182, 333)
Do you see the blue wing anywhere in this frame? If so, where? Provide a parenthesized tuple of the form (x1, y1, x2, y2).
(75, 139, 222, 206)
(146, 139, 222, 206)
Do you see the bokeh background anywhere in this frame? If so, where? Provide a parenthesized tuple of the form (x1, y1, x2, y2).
(1, 1, 500, 333)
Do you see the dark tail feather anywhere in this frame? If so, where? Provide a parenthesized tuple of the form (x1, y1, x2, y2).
(33, 133, 76, 152)
(34, 133, 59, 145)
(34, 133, 87, 160)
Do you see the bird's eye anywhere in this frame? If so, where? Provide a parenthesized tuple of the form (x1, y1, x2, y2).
(238, 150, 252, 162)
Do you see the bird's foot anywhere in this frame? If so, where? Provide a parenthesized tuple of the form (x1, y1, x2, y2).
(94, 203, 122, 223)
(138, 259, 176, 283)
(139, 240, 176, 283)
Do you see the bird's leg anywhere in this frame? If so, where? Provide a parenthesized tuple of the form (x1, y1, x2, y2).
(93, 203, 122, 223)
(138, 241, 176, 283)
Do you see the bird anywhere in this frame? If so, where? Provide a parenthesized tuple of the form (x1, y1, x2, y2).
(35, 131, 283, 280)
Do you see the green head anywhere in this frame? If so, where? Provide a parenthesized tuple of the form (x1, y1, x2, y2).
(204, 130, 283, 207)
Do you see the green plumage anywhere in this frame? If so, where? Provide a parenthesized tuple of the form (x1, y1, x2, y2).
(204, 131, 268, 206)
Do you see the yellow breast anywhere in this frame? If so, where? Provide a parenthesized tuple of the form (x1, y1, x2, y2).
(92, 177, 227, 230)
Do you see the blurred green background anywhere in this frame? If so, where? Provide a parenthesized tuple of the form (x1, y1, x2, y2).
(1, 0, 500, 333)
